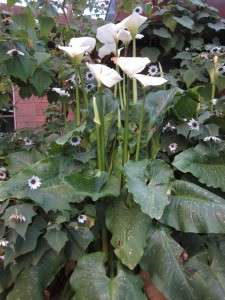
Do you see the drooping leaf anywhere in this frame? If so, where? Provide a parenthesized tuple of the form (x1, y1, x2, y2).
(153, 27, 172, 38)
(6, 250, 65, 300)
(106, 199, 151, 270)
(140, 225, 197, 300)
(124, 160, 174, 219)
(160, 180, 225, 233)
(145, 88, 180, 127)
(173, 16, 194, 29)
(173, 148, 225, 192)
(30, 69, 53, 95)
(44, 228, 68, 253)
(70, 252, 146, 300)
(185, 248, 225, 300)
(65, 170, 120, 201)
(140, 47, 161, 62)
(3, 204, 36, 238)
(0, 156, 82, 212)
(39, 16, 55, 37)
(7, 150, 43, 175)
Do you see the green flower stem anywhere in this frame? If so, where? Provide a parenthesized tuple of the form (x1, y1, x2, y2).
(77, 66, 88, 111)
(98, 87, 105, 171)
(75, 86, 80, 126)
(123, 74, 129, 164)
(132, 37, 138, 104)
(135, 88, 146, 161)
(96, 124, 102, 170)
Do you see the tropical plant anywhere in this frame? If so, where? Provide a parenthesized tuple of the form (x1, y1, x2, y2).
(1, 0, 225, 299)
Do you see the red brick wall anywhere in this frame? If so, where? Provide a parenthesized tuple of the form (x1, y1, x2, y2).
(13, 87, 48, 129)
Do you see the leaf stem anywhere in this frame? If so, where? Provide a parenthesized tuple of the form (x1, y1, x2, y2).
(77, 66, 88, 111)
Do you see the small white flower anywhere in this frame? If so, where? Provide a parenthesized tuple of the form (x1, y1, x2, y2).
(218, 63, 225, 76)
(85, 71, 94, 81)
(9, 213, 26, 223)
(210, 46, 224, 55)
(148, 64, 160, 77)
(0, 239, 9, 247)
(28, 175, 42, 190)
(86, 83, 96, 92)
(203, 136, 222, 143)
(0, 170, 7, 181)
(24, 137, 33, 146)
(187, 118, 200, 131)
(168, 143, 178, 153)
(0, 255, 5, 262)
(7, 49, 25, 56)
(52, 87, 70, 97)
(185, 47, 190, 52)
(77, 214, 88, 224)
(133, 6, 143, 14)
(212, 98, 218, 105)
(162, 122, 176, 132)
(70, 136, 81, 146)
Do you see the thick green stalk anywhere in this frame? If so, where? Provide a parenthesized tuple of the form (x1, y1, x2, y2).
(135, 89, 146, 161)
(132, 37, 138, 104)
(123, 75, 129, 164)
(77, 66, 88, 110)
(98, 88, 105, 171)
(75, 86, 80, 126)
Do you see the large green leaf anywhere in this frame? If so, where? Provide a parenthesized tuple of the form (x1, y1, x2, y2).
(173, 16, 194, 29)
(140, 225, 197, 300)
(6, 250, 65, 300)
(70, 252, 146, 300)
(106, 200, 151, 270)
(144, 88, 179, 127)
(5, 56, 36, 82)
(124, 160, 174, 219)
(0, 156, 81, 212)
(65, 170, 120, 201)
(173, 148, 225, 192)
(30, 69, 53, 95)
(7, 150, 43, 175)
(160, 180, 225, 233)
(185, 247, 225, 300)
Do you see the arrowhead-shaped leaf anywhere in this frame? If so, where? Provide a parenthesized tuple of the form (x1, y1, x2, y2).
(124, 160, 174, 219)
(160, 180, 225, 233)
(106, 200, 152, 270)
(173, 148, 225, 192)
(140, 225, 197, 300)
(70, 252, 146, 300)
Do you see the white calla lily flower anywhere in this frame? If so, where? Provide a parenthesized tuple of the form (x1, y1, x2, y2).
(97, 23, 118, 44)
(98, 43, 117, 59)
(58, 37, 96, 64)
(119, 12, 147, 37)
(86, 63, 122, 88)
(112, 57, 150, 78)
(134, 74, 167, 87)
(117, 29, 132, 45)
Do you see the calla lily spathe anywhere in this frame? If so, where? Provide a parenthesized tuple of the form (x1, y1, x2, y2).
(134, 74, 167, 87)
(58, 37, 96, 63)
(96, 22, 142, 58)
(112, 57, 150, 78)
(86, 63, 122, 88)
(119, 12, 147, 37)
